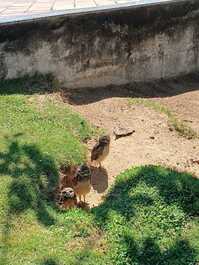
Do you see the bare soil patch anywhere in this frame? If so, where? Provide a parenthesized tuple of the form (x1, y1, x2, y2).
(62, 75, 199, 207)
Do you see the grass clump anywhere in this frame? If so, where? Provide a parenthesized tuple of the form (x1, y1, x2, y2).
(129, 98, 198, 139)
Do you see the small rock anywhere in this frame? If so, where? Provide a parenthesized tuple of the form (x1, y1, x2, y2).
(150, 136, 155, 140)
(113, 126, 135, 140)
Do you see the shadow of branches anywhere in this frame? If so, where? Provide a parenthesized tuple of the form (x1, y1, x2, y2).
(92, 165, 199, 264)
(0, 134, 59, 225)
(0, 134, 60, 264)
(40, 258, 59, 265)
(93, 166, 199, 224)
(0, 133, 198, 265)
(123, 235, 196, 265)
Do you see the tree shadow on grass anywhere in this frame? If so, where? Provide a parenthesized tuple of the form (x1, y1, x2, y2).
(40, 258, 59, 265)
(0, 73, 57, 95)
(0, 135, 199, 265)
(92, 165, 199, 264)
(124, 235, 196, 265)
(0, 135, 58, 225)
(0, 134, 60, 264)
(93, 165, 199, 224)
(38, 236, 197, 265)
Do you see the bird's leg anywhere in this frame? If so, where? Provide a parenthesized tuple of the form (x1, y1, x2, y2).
(83, 195, 86, 203)
(99, 162, 102, 168)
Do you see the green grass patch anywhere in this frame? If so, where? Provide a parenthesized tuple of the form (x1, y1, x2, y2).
(93, 165, 199, 265)
(0, 78, 198, 265)
(129, 98, 198, 139)
(0, 77, 102, 265)
(1, 160, 199, 264)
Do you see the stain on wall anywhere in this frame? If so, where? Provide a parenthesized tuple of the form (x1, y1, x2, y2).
(0, 0, 199, 88)
(0, 53, 7, 79)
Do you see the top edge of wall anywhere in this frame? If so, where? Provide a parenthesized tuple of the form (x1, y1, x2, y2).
(0, 0, 196, 26)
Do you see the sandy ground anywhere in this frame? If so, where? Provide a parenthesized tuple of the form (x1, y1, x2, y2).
(62, 76, 199, 207)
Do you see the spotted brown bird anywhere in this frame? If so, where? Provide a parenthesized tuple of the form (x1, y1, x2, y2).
(59, 165, 77, 190)
(91, 135, 110, 168)
(58, 187, 77, 209)
(73, 164, 91, 202)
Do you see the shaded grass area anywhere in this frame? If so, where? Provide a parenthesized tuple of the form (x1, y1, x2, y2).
(94, 165, 199, 265)
(0, 74, 58, 95)
(129, 98, 198, 139)
(1, 161, 199, 264)
(0, 77, 198, 264)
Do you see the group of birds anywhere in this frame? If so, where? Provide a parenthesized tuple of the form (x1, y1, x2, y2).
(57, 135, 111, 209)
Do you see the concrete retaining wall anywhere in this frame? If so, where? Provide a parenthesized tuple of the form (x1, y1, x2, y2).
(0, 0, 199, 88)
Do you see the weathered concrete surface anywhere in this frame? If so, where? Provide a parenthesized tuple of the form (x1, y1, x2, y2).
(0, 0, 199, 88)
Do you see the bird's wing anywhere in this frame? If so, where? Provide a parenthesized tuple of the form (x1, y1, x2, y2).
(91, 143, 104, 161)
